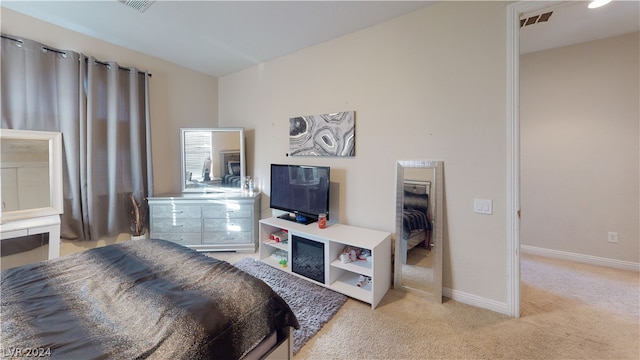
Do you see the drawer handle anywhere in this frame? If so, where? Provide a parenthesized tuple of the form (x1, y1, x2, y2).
(171, 210, 184, 214)
(172, 225, 184, 228)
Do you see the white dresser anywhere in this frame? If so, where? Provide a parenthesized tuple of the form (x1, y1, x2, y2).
(148, 192, 260, 252)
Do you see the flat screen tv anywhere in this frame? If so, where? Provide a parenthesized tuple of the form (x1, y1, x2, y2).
(270, 164, 330, 225)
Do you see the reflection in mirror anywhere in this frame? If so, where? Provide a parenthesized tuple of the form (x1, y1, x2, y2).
(180, 128, 245, 193)
(0, 129, 63, 224)
(395, 160, 443, 303)
(1, 138, 50, 211)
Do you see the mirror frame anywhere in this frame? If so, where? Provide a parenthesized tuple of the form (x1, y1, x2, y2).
(180, 127, 245, 193)
(394, 160, 443, 303)
(0, 129, 63, 224)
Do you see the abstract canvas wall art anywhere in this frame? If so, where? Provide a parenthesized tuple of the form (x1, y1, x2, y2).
(289, 111, 355, 157)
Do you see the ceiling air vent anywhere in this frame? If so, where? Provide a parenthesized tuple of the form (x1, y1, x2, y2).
(119, 0, 155, 13)
(520, 11, 553, 27)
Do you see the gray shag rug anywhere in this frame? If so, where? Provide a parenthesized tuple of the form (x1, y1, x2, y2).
(233, 257, 347, 354)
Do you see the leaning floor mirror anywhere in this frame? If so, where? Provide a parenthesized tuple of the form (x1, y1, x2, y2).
(394, 160, 443, 303)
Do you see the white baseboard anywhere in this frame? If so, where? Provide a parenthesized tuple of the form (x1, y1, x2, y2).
(521, 245, 640, 272)
(442, 287, 510, 316)
(442, 246, 639, 316)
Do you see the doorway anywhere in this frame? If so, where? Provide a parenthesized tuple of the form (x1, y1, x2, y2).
(506, 0, 564, 318)
(508, 0, 639, 318)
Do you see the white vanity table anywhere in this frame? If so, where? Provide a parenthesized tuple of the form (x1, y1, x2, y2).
(0, 215, 61, 259)
(0, 129, 63, 260)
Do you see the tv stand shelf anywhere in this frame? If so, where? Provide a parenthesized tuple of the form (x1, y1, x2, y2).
(259, 216, 391, 309)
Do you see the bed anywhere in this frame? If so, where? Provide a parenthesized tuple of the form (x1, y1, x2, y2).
(401, 181, 432, 264)
(0, 239, 299, 359)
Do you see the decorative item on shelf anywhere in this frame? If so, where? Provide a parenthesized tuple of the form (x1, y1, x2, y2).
(318, 213, 327, 229)
(341, 245, 367, 263)
(270, 249, 288, 262)
(129, 193, 148, 240)
(269, 229, 288, 243)
(279, 259, 288, 268)
(357, 275, 371, 288)
(242, 176, 251, 193)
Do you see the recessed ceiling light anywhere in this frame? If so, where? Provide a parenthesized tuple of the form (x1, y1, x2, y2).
(588, 0, 612, 9)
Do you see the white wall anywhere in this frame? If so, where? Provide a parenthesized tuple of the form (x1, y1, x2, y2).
(219, 2, 511, 306)
(521, 32, 640, 264)
(0, 8, 219, 195)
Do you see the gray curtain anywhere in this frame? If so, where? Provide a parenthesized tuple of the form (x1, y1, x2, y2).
(1, 34, 153, 241)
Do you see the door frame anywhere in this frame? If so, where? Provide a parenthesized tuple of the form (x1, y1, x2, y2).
(506, 0, 566, 318)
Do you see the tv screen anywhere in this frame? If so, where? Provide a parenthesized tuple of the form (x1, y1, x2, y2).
(270, 164, 330, 224)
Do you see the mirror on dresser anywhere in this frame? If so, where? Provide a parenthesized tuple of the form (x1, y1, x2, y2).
(394, 160, 443, 303)
(181, 128, 245, 193)
(148, 127, 259, 253)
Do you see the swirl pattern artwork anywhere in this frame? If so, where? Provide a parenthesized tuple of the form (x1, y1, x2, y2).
(289, 111, 355, 157)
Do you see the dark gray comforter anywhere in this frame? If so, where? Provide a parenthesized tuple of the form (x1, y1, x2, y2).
(1, 239, 299, 359)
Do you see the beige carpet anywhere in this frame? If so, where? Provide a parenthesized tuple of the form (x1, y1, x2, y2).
(293, 253, 639, 360)
(208, 251, 639, 359)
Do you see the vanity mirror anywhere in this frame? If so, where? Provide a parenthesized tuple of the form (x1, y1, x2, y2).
(0, 129, 63, 224)
(394, 160, 443, 303)
(180, 128, 245, 193)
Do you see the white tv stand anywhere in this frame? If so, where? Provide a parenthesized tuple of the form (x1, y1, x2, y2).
(259, 216, 391, 309)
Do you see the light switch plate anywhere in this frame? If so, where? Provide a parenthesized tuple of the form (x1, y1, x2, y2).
(474, 199, 493, 215)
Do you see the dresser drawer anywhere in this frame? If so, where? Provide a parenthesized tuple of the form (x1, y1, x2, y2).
(202, 231, 253, 244)
(147, 192, 260, 252)
(203, 218, 252, 232)
(154, 233, 202, 246)
(202, 204, 252, 219)
(151, 218, 201, 233)
(151, 204, 201, 219)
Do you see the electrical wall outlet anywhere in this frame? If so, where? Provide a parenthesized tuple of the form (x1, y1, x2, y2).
(607, 232, 619, 243)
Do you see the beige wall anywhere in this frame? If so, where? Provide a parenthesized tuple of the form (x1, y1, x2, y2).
(1, 8, 219, 195)
(219, 2, 510, 304)
(521, 32, 640, 263)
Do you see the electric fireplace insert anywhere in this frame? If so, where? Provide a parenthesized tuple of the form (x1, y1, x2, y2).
(291, 235, 325, 284)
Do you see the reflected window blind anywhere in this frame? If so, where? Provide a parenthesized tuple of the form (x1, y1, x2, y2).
(184, 132, 212, 181)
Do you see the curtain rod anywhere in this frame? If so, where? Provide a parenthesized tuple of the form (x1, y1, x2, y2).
(84, 57, 152, 77)
(1, 34, 152, 77)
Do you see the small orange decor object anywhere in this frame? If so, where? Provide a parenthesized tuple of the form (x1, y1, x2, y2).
(318, 213, 327, 229)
